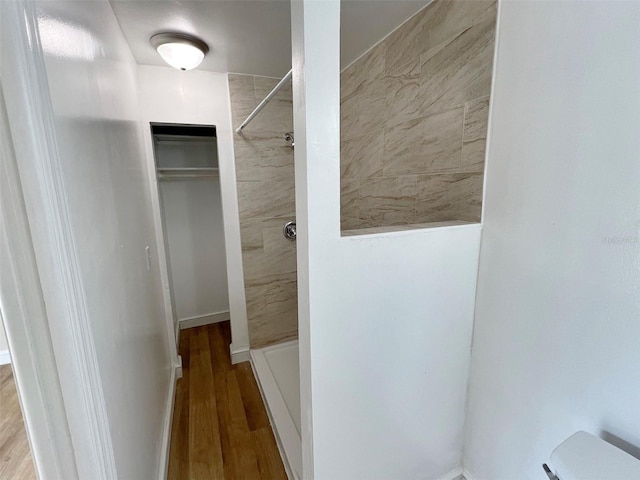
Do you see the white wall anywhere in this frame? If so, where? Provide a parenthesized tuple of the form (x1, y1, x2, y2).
(156, 140, 229, 321)
(464, 2, 640, 479)
(292, 1, 482, 478)
(2, 1, 173, 477)
(0, 321, 7, 352)
(1, 66, 79, 478)
(137, 66, 249, 356)
(0, 322, 9, 365)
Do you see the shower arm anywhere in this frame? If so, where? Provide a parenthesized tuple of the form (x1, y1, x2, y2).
(235, 69, 293, 134)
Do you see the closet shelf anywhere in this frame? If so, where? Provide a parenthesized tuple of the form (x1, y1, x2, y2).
(157, 167, 219, 171)
(153, 134, 217, 146)
(157, 167, 219, 180)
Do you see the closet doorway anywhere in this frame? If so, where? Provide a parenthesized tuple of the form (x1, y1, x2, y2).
(152, 123, 230, 336)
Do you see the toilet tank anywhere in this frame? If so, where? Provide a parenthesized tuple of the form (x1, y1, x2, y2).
(551, 431, 640, 480)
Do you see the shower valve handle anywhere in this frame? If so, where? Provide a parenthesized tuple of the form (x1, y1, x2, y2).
(283, 221, 296, 241)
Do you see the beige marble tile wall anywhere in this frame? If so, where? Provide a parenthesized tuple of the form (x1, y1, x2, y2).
(228, 74, 297, 348)
(340, 0, 497, 230)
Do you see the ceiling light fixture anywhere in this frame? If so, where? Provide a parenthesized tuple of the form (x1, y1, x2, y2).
(150, 33, 209, 71)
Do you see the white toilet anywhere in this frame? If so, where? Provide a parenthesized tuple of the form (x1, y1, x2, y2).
(549, 431, 640, 480)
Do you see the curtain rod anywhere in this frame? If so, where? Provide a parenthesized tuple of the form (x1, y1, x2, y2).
(235, 69, 292, 134)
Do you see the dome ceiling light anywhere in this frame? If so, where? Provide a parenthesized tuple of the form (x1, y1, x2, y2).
(150, 32, 209, 71)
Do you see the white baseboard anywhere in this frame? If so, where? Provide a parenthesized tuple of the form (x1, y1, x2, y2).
(178, 311, 230, 330)
(462, 468, 478, 480)
(157, 361, 179, 480)
(0, 350, 11, 365)
(230, 342, 250, 364)
(434, 467, 464, 480)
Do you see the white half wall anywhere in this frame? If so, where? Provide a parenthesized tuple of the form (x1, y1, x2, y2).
(137, 65, 249, 355)
(292, 1, 482, 478)
(464, 1, 640, 479)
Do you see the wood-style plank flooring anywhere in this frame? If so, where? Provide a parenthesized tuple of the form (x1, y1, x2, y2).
(0, 365, 36, 480)
(168, 322, 287, 480)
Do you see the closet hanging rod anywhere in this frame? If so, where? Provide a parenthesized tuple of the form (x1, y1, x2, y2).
(157, 172, 219, 180)
(235, 69, 292, 134)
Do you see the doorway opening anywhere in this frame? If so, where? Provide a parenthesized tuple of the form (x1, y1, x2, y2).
(151, 123, 230, 337)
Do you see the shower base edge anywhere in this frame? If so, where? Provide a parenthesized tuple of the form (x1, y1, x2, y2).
(250, 340, 301, 480)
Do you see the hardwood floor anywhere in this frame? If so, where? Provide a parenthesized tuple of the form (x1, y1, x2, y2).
(168, 322, 287, 480)
(0, 365, 36, 480)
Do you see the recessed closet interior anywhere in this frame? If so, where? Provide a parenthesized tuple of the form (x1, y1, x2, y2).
(152, 123, 230, 333)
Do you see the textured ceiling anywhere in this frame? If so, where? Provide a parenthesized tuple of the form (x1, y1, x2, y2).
(110, 0, 429, 78)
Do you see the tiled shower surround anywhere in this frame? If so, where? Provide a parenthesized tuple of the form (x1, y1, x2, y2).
(228, 74, 297, 348)
(340, 0, 497, 230)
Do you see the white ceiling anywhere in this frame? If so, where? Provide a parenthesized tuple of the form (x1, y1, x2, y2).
(109, 0, 429, 78)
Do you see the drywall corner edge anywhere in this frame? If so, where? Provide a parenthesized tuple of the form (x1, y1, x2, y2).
(479, 0, 504, 226)
(219, 72, 251, 358)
